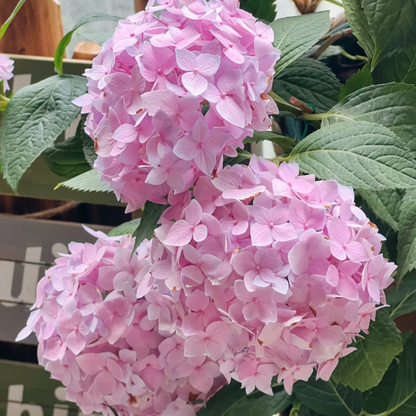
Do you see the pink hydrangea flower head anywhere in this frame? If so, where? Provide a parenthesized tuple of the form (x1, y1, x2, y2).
(75, 0, 279, 212)
(20, 160, 395, 414)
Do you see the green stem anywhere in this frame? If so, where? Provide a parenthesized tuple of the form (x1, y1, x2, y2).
(268, 91, 302, 117)
(324, 0, 344, 7)
(0, 93, 10, 103)
(341, 50, 369, 62)
(300, 112, 352, 121)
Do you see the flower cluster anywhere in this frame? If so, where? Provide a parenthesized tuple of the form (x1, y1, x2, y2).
(0, 54, 14, 92)
(75, 0, 279, 212)
(20, 158, 395, 416)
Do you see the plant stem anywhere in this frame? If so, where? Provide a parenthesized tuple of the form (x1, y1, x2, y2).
(325, 0, 344, 7)
(269, 91, 302, 117)
(341, 50, 369, 62)
(300, 112, 352, 121)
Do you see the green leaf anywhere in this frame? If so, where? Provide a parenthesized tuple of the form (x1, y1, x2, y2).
(43, 117, 91, 179)
(239, 0, 276, 22)
(293, 378, 363, 416)
(270, 12, 331, 75)
(0, 0, 26, 41)
(388, 271, 416, 319)
(339, 64, 373, 101)
(359, 189, 403, 232)
(108, 218, 142, 237)
(364, 333, 416, 416)
(324, 83, 416, 153)
(243, 131, 296, 153)
(79, 116, 97, 168)
(332, 309, 403, 392)
(273, 58, 341, 113)
(342, 0, 375, 59)
(289, 121, 416, 191)
(397, 190, 416, 282)
(58, 169, 112, 193)
(0, 75, 87, 193)
(373, 46, 416, 85)
(54, 13, 121, 74)
(132, 201, 168, 254)
(198, 380, 292, 416)
(362, 0, 416, 69)
(224, 149, 252, 167)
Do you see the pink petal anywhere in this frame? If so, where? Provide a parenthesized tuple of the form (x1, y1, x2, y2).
(164, 221, 192, 246)
(326, 265, 339, 287)
(251, 223, 273, 246)
(175, 48, 197, 71)
(337, 275, 359, 300)
(346, 242, 368, 262)
(197, 53, 221, 76)
(195, 148, 216, 176)
(272, 223, 297, 242)
(329, 217, 350, 245)
(216, 96, 245, 128)
(66, 331, 86, 355)
(189, 370, 214, 393)
(77, 353, 105, 376)
(182, 72, 208, 95)
(185, 199, 203, 225)
(193, 224, 208, 242)
(113, 124, 138, 143)
(330, 242, 347, 261)
(95, 370, 116, 395)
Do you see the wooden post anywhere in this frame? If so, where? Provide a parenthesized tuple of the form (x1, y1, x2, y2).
(0, 0, 64, 57)
(135, 0, 148, 12)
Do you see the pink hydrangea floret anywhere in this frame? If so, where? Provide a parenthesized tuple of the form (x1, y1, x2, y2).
(74, 0, 279, 212)
(0, 54, 14, 92)
(20, 158, 396, 415)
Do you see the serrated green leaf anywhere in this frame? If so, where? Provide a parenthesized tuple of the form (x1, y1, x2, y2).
(43, 117, 91, 179)
(270, 12, 330, 75)
(58, 169, 112, 193)
(273, 58, 341, 113)
(109, 219, 142, 237)
(243, 131, 296, 153)
(324, 83, 416, 153)
(132, 201, 168, 254)
(339, 64, 373, 101)
(373, 46, 416, 85)
(239, 0, 276, 22)
(293, 378, 363, 416)
(342, 0, 375, 59)
(79, 115, 97, 168)
(332, 309, 403, 391)
(0, 75, 87, 192)
(359, 190, 403, 232)
(289, 121, 416, 191)
(0, 0, 26, 40)
(224, 149, 252, 167)
(397, 190, 416, 282)
(54, 13, 121, 74)
(388, 271, 416, 319)
(198, 380, 291, 416)
(362, 0, 416, 69)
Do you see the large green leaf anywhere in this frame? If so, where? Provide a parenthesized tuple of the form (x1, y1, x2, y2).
(198, 380, 292, 416)
(293, 378, 363, 416)
(43, 117, 91, 179)
(332, 309, 403, 392)
(324, 83, 416, 153)
(79, 115, 97, 168)
(388, 271, 416, 319)
(243, 131, 296, 153)
(359, 189, 403, 232)
(58, 169, 112, 193)
(364, 334, 416, 416)
(109, 218, 141, 237)
(224, 149, 252, 167)
(132, 201, 168, 253)
(273, 58, 341, 113)
(0, 75, 87, 192)
(239, 0, 276, 23)
(54, 13, 121, 74)
(339, 64, 373, 101)
(397, 190, 416, 282)
(373, 46, 416, 85)
(362, 0, 416, 68)
(342, 0, 375, 59)
(0, 0, 26, 40)
(289, 121, 416, 191)
(270, 12, 330, 75)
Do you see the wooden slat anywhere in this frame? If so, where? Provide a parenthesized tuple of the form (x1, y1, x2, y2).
(0, 0, 64, 57)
